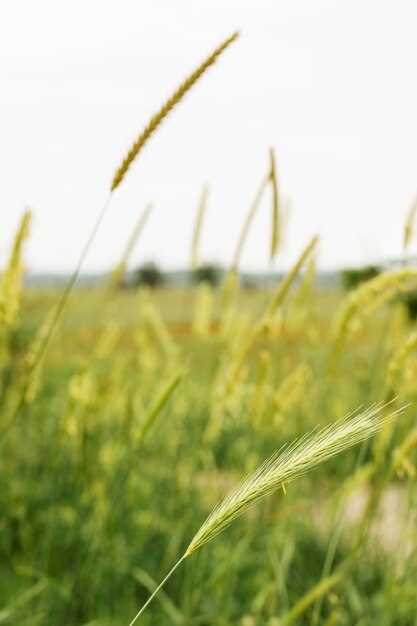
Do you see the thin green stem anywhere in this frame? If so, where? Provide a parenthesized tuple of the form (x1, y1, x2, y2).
(34, 193, 113, 362)
(232, 174, 269, 271)
(0, 194, 112, 441)
(128, 555, 187, 626)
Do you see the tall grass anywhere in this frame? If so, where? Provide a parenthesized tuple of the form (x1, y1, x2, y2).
(128, 403, 401, 625)
(1, 27, 417, 626)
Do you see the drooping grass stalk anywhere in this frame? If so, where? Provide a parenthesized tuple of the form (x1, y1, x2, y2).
(190, 184, 209, 270)
(127, 402, 401, 624)
(330, 268, 417, 370)
(112, 32, 239, 191)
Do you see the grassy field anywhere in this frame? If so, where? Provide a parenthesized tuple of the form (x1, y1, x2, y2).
(2, 30, 417, 626)
(1, 269, 417, 626)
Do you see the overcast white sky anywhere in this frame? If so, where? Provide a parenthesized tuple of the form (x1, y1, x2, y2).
(1, 0, 416, 273)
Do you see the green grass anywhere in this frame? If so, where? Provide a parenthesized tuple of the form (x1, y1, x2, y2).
(1, 284, 416, 626)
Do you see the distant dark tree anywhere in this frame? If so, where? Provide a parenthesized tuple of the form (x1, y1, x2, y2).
(340, 265, 381, 291)
(192, 263, 222, 286)
(240, 275, 257, 290)
(402, 292, 417, 321)
(132, 262, 164, 288)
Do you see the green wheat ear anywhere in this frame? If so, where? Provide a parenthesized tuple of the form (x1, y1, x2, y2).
(128, 401, 403, 625)
(111, 31, 240, 192)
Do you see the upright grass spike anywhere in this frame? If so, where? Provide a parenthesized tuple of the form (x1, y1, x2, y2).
(220, 149, 281, 331)
(232, 171, 270, 271)
(111, 32, 240, 191)
(109, 203, 153, 289)
(0, 33, 238, 441)
(127, 402, 403, 625)
(0, 210, 32, 331)
(264, 235, 319, 323)
(269, 147, 280, 261)
(403, 193, 417, 252)
(232, 148, 281, 270)
(190, 183, 209, 270)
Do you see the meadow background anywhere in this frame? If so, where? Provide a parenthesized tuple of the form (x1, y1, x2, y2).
(1, 12, 417, 626)
(2, 199, 417, 626)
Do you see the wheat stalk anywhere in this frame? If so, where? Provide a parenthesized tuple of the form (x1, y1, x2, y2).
(111, 32, 239, 191)
(127, 402, 401, 625)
